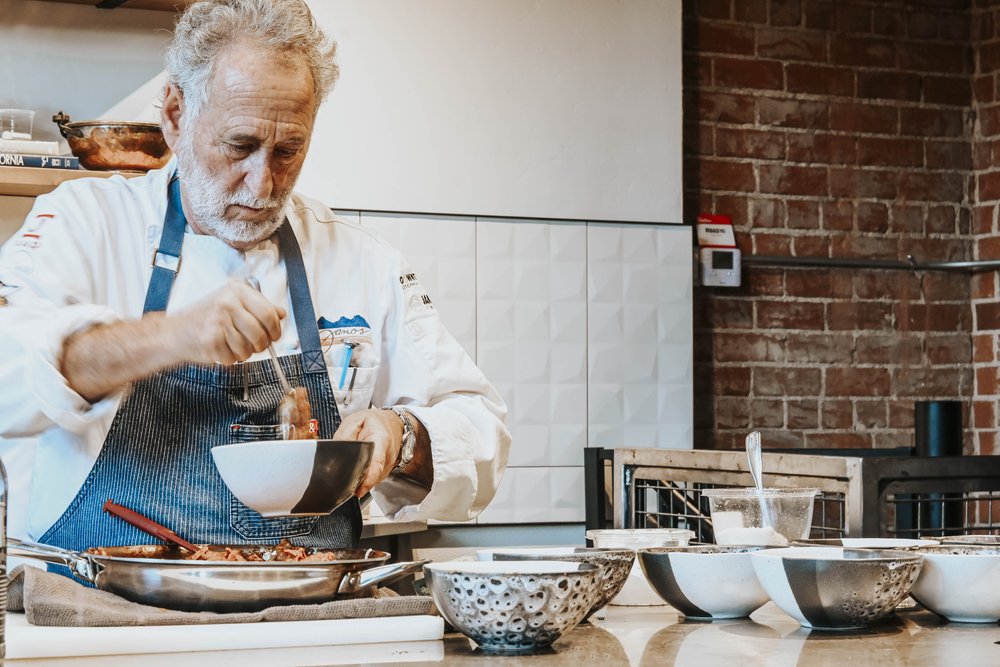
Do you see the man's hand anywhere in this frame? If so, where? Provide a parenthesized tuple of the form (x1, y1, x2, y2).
(61, 280, 286, 402)
(334, 407, 433, 497)
(171, 281, 286, 365)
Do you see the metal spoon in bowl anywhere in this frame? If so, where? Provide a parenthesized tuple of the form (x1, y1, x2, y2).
(244, 277, 312, 439)
(745, 431, 774, 528)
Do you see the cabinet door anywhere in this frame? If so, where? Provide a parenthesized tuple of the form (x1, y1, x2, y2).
(476, 218, 588, 469)
(476, 218, 588, 524)
(588, 224, 693, 449)
(359, 212, 477, 358)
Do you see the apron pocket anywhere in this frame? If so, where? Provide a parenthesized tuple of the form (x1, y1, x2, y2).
(227, 423, 321, 540)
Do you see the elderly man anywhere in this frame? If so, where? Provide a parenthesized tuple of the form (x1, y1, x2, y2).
(0, 0, 509, 551)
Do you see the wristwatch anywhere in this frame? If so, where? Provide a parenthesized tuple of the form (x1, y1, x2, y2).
(387, 406, 416, 476)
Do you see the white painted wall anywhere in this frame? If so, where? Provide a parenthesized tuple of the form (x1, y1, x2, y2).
(0, 0, 174, 143)
(303, 0, 683, 223)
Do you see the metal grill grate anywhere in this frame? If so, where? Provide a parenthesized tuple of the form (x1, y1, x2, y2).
(886, 490, 1000, 538)
(592, 448, 1000, 539)
(632, 477, 846, 541)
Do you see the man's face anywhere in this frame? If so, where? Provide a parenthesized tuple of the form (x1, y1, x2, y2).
(174, 44, 317, 250)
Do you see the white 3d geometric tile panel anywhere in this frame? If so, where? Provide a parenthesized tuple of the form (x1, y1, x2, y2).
(359, 212, 477, 358)
(476, 466, 586, 524)
(587, 224, 693, 450)
(477, 218, 588, 468)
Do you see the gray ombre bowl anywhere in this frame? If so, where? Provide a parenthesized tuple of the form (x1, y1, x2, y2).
(423, 560, 601, 653)
(477, 547, 635, 618)
(638, 545, 772, 619)
(909, 545, 1000, 623)
(751, 547, 924, 630)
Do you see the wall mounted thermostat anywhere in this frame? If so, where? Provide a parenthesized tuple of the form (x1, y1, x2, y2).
(695, 213, 742, 288)
(700, 247, 742, 287)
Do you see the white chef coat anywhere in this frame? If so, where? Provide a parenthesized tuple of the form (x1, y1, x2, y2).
(0, 160, 510, 540)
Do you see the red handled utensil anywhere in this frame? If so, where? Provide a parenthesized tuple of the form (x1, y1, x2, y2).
(102, 499, 200, 553)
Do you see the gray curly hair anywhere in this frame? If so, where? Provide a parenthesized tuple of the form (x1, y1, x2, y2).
(164, 0, 338, 118)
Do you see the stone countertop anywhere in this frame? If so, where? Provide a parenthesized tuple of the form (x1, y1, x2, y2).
(6, 602, 1000, 665)
(417, 602, 1000, 667)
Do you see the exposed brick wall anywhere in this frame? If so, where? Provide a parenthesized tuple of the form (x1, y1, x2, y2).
(686, 0, 977, 452)
(972, 2, 1000, 456)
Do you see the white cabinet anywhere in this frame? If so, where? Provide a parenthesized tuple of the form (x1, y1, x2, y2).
(359, 212, 477, 358)
(587, 224, 693, 450)
(359, 214, 692, 525)
(476, 219, 588, 469)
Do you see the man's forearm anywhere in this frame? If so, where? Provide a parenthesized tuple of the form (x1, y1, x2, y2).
(60, 312, 186, 403)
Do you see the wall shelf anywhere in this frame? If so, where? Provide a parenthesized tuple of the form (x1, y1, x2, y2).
(0, 166, 135, 197)
(43, 0, 191, 11)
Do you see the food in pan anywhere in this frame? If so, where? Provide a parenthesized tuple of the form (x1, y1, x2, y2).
(87, 539, 351, 563)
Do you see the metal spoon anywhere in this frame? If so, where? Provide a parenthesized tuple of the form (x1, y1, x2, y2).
(745, 431, 773, 527)
(245, 277, 304, 438)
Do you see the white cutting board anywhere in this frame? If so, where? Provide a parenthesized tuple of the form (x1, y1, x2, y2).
(6, 612, 444, 662)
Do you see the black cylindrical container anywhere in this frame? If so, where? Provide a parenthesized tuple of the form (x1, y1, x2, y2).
(914, 400, 963, 457)
(912, 400, 964, 536)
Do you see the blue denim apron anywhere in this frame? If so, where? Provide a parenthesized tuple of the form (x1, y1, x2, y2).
(41, 178, 360, 552)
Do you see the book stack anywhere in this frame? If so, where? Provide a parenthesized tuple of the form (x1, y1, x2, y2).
(0, 138, 79, 170)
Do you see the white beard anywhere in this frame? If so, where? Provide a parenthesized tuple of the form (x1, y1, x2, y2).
(174, 134, 290, 249)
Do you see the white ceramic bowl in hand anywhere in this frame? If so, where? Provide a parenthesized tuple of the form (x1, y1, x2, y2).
(909, 545, 1000, 623)
(423, 560, 601, 653)
(211, 439, 373, 517)
(751, 547, 923, 630)
(638, 545, 772, 619)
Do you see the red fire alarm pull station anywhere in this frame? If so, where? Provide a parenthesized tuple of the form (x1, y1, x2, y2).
(695, 213, 741, 287)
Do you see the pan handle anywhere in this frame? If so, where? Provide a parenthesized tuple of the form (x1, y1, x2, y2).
(51, 111, 83, 139)
(338, 559, 429, 595)
(8, 537, 100, 584)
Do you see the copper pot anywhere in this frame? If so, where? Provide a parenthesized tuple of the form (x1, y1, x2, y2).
(53, 111, 172, 172)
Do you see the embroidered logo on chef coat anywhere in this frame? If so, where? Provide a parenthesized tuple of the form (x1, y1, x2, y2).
(317, 315, 372, 353)
(399, 271, 435, 316)
(25, 213, 54, 233)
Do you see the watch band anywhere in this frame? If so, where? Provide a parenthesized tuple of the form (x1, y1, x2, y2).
(387, 406, 416, 476)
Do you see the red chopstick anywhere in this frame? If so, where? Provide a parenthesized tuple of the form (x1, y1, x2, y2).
(102, 499, 200, 553)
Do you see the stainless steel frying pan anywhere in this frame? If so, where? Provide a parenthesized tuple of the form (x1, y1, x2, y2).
(10, 538, 427, 613)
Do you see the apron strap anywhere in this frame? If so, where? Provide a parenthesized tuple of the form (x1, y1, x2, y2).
(143, 177, 185, 314)
(277, 222, 326, 374)
(142, 178, 326, 374)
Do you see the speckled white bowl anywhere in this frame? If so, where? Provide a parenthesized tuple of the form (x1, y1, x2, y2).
(585, 529, 695, 606)
(476, 547, 634, 617)
(751, 547, 923, 630)
(423, 560, 601, 653)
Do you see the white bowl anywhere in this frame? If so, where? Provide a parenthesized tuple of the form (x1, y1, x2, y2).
(792, 538, 939, 550)
(585, 529, 695, 606)
(423, 560, 601, 653)
(638, 546, 771, 619)
(939, 534, 1000, 547)
(211, 439, 373, 517)
(751, 547, 923, 629)
(909, 545, 1000, 623)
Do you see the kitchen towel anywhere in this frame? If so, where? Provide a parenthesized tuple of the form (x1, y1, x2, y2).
(7, 565, 436, 627)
